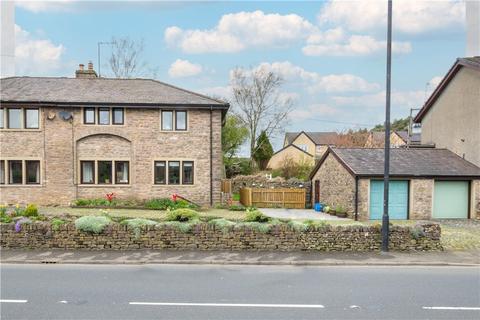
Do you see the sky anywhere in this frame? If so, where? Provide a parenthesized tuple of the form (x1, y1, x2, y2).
(10, 0, 468, 151)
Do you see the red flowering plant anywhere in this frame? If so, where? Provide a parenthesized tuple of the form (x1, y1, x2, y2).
(105, 192, 116, 203)
(172, 194, 179, 202)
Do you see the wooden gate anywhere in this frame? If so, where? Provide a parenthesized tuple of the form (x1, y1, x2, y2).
(240, 188, 306, 209)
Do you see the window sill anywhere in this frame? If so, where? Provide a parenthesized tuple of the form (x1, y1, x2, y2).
(77, 184, 132, 187)
(0, 184, 44, 188)
(159, 130, 190, 133)
(152, 184, 196, 187)
(0, 129, 42, 132)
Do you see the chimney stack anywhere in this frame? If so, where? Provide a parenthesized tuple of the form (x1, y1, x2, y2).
(75, 62, 98, 78)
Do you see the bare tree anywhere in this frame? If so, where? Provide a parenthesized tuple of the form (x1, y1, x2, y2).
(108, 37, 156, 78)
(231, 67, 293, 165)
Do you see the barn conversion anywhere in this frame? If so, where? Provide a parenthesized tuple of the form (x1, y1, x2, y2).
(310, 147, 480, 220)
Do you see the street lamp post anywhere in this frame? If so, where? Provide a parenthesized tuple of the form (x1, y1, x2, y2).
(382, 0, 393, 252)
(97, 41, 115, 77)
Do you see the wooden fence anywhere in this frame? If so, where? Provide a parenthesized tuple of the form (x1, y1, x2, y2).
(221, 179, 232, 194)
(239, 188, 306, 209)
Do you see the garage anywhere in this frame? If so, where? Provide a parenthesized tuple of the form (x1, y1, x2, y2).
(370, 180, 409, 220)
(433, 181, 469, 219)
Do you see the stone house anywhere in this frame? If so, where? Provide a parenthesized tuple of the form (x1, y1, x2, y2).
(0, 63, 229, 206)
(414, 57, 480, 166)
(267, 131, 337, 170)
(364, 130, 421, 148)
(310, 147, 480, 220)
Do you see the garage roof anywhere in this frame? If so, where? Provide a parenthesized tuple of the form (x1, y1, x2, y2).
(310, 147, 480, 179)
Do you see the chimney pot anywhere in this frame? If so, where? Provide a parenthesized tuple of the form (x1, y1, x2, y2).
(79, 64, 84, 71)
(88, 61, 93, 70)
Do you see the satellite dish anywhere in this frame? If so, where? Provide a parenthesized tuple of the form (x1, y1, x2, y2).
(59, 111, 73, 121)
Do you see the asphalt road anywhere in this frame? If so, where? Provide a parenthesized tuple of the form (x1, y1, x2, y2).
(1, 264, 479, 320)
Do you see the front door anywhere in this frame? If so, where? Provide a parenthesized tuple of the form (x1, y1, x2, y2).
(314, 180, 320, 203)
(370, 180, 409, 220)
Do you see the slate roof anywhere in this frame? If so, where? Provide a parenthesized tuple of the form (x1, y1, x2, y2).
(285, 131, 338, 145)
(0, 77, 229, 108)
(394, 130, 421, 144)
(414, 56, 480, 122)
(310, 147, 480, 179)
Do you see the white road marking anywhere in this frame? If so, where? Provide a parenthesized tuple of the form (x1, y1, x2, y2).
(129, 302, 325, 308)
(423, 306, 480, 311)
(58, 300, 68, 304)
(349, 305, 360, 309)
(0, 299, 28, 303)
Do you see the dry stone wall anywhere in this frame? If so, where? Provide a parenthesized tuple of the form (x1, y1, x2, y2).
(0, 222, 442, 251)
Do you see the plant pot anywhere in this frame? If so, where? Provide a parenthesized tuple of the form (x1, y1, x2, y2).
(336, 212, 348, 218)
(328, 210, 336, 215)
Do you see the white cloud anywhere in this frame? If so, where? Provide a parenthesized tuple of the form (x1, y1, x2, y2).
(318, 0, 464, 34)
(168, 59, 203, 78)
(428, 75, 443, 88)
(199, 85, 232, 101)
(15, 24, 66, 75)
(333, 90, 426, 110)
(291, 104, 340, 120)
(165, 10, 316, 53)
(303, 33, 412, 56)
(15, 0, 74, 13)
(247, 61, 380, 93)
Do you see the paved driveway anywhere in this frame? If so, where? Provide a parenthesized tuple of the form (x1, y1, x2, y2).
(260, 208, 350, 221)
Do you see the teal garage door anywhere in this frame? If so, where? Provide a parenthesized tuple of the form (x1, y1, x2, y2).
(433, 181, 469, 219)
(370, 180, 408, 220)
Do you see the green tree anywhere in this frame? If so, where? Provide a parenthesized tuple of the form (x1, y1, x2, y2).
(222, 114, 249, 160)
(252, 131, 274, 170)
(373, 117, 410, 131)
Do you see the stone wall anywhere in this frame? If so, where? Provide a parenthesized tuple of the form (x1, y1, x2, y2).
(410, 179, 434, 220)
(311, 153, 356, 217)
(0, 107, 223, 207)
(0, 222, 442, 251)
(473, 180, 480, 219)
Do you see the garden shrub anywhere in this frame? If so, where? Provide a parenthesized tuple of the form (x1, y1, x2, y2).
(15, 218, 32, 232)
(287, 220, 308, 232)
(244, 210, 270, 223)
(51, 218, 66, 231)
(74, 216, 111, 234)
(166, 209, 200, 222)
(228, 204, 246, 211)
(161, 220, 199, 233)
(235, 222, 272, 233)
(410, 225, 426, 239)
(232, 193, 240, 201)
(23, 204, 39, 217)
(208, 218, 236, 231)
(0, 211, 12, 223)
(121, 218, 158, 239)
(145, 198, 198, 210)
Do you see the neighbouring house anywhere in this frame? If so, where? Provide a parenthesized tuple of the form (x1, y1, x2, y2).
(0, 63, 229, 206)
(364, 130, 421, 148)
(310, 147, 480, 220)
(414, 56, 480, 166)
(267, 131, 337, 170)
